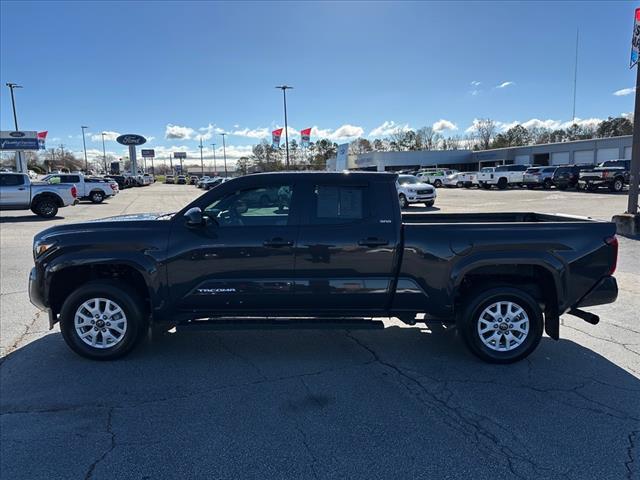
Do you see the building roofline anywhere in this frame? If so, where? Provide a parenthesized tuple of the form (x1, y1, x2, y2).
(473, 135, 632, 154)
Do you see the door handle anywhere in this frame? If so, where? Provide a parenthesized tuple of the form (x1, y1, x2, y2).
(263, 238, 293, 248)
(18, 187, 26, 190)
(358, 237, 389, 247)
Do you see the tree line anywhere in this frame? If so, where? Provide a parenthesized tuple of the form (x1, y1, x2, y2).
(235, 115, 632, 173)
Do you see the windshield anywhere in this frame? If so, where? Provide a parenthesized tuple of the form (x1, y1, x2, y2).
(398, 175, 419, 185)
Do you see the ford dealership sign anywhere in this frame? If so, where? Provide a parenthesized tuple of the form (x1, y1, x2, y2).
(116, 134, 147, 146)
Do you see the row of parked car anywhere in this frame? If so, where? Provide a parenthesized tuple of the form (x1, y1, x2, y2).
(402, 159, 631, 193)
(164, 174, 231, 190)
(0, 170, 155, 218)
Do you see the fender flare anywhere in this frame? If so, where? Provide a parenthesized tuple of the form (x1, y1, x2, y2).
(450, 253, 566, 340)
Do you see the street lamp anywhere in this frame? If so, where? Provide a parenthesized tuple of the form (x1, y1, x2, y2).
(210, 143, 217, 174)
(220, 133, 228, 177)
(5, 82, 22, 130)
(101, 132, 107, 173)
(81, 126, 89, 172)
(275, 85, 293, 168)
(199, 137, 204, 175)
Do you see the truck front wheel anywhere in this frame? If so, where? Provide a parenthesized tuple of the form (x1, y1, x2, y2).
(59, 281, 146, 360)
(609, 178, 624, 193)
(399, 194, 409, 209)
(458, 287, 543, 363)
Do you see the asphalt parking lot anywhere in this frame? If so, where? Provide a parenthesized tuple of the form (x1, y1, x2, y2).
(1, 183, 639, 480)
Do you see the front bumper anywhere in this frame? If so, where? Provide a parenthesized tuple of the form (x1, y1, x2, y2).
(28, 267, 47, 311)
(575, 276, 618, 308)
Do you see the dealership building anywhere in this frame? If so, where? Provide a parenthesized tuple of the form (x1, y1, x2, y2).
(332, 135, 632, 172)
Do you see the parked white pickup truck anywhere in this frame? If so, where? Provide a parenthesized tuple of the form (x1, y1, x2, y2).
(0, 172, 78, 217)
(42, 173, 117, 203)
(477, 164, 528, 189)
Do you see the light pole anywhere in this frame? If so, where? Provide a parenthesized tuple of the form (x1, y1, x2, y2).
(101, 132, 107, 173)
(6, 82, 23, 172)
(81, 126, 89, 172)
(211, 143, 217, 175)
(199, 137, 204, 175)
(221, 133, 228, 177)
(5, 82, 22, 130)
(275, 85, 293, 168)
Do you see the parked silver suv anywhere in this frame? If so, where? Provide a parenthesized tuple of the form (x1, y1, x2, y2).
(523, 166, 557, 189)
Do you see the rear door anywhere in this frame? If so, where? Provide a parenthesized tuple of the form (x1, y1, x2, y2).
(293, 177, 400, 313)
(0, 174, 30, 207)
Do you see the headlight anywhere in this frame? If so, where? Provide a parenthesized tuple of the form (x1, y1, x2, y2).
(407, 189, 416, 193)
(33, 241, 55, 259)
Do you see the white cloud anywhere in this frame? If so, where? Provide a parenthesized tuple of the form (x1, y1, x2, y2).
(90, 130, 120, 142)
(432, 119, 458, 132)
(470, 80, 482, 86)
(560, 117, 602, 129)
(165, 124, 195, 140)
(496, 81, 515, 89)
(308, 124, 364, 141)
(368, 121, 411, 137)
(470, 89, 480, 96)
(613, 87, 635, 96)
(621, 112, 633, 120)
(230, 127, 270, 139)
(466, 117, 604, 134)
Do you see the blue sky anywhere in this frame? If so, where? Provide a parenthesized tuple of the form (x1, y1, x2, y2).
(0, 1, 636, 165)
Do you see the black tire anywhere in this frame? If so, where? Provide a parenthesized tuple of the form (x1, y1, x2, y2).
(425, 200, 434, 207)
(433, 179, 442, 188)
(610, 178, 624, 193)
(32, 197, 58, 218)
(542, 179, 552, 190)
(90, 191, 105, 203)
(59, 280, 146, 360)
(457, 287, 543, 364)
(497, 178, 508, 190)
(525, 184, 534, 189)
(399, 194, 409, 209)
(557, 184, 568, 191)
(481, 183, 491, 190)
(456, 182, 463, 188)
(586, 183, 598, 192)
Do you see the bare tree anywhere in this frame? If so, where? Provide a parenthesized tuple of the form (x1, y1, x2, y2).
(475, 118, 497, 150)
(416, 126, 442, 151)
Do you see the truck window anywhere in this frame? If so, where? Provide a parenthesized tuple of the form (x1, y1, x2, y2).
(313, 185, 365, 223)
(204, 185, 293, 227)
(0, 174, 25, 186)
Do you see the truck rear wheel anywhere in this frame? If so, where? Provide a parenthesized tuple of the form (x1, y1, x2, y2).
(90, 191, 105, 203)
(433, 179, 442, 188)
(32, 197, 59, 218)
(59, 280, 146, 360)
(497, 178, 508, 190)
(458, 287, 543, 363)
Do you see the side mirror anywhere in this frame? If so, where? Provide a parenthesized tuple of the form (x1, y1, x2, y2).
(184, 207, 204, 226)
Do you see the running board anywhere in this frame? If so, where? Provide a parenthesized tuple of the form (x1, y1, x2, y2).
(178, 318, 386, 331)
(568, 308, 600, 325)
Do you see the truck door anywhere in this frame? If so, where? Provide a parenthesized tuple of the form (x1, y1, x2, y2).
(166, 180, 300, 316)
(293, 178, 400, 314)
(0, 174, 30, 207)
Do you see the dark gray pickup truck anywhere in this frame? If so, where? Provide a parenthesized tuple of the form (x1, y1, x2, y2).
(29, 172, 618, 363)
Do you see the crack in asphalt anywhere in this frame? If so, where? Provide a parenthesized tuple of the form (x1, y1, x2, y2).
(0, 361, 375, 417)
(562, 324, 640, 359)
(216, 336, 268, 380)
(83, 407, 115, 480)
(343, 331, 572, 480)
(0, 311, 42, 363)
(626, 430, 639, 480)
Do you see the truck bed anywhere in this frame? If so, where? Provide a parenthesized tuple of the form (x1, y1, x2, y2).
(401, 212, 598, 224)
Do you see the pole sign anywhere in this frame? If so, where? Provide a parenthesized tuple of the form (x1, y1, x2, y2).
(632, 8, 640, 68)
(141, 149, 155, 157)
(174, 152, 187, 159)
(0, 131, 39, 150)
(116, 134, 147, 146)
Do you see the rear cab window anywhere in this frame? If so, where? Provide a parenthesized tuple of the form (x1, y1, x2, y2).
(0, 174, 25, 186)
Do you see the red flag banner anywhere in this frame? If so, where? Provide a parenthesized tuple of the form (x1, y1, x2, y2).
(272, 128, 283, 148)
(37, 131, 48, 149)
(300, 128, 311, 146)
